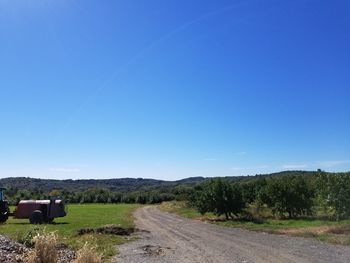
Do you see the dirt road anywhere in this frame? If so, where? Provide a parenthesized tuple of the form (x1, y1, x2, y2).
(116, 206, 350, 263)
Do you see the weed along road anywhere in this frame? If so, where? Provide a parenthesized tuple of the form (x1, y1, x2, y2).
(116, 206, 350, 263)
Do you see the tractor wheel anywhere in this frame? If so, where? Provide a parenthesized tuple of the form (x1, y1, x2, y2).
(30, 210, 44, 224)
(0, 201, 9, 223)
(0, 213, 8, 224)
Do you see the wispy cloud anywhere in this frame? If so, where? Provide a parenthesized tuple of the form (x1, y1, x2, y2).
(282, 164, 308, 170)
(49, 168, 81, 173)
(317, 160, 350, 168)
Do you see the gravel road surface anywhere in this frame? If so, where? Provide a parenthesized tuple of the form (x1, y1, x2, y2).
(116, 206, 350, 263)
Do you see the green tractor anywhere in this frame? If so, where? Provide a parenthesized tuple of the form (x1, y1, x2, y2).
(0, 187, 10, 223)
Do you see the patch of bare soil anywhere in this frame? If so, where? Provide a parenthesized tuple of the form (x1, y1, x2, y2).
(78, 225, 134, 236)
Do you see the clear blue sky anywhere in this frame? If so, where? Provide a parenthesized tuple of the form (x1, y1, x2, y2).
(0, 0, 349, 180)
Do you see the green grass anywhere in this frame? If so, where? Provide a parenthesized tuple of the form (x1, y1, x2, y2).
(0, 204, 140, 260)
(160, 202, 205, 219)
(160, 201, 350, 246)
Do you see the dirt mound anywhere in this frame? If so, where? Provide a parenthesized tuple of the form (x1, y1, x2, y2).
(78, 225, 135, 236)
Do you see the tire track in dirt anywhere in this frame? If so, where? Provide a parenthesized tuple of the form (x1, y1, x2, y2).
(115, 206, 350, 263)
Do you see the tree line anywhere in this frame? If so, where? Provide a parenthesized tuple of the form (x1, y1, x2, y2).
(3, 185, 192, 206)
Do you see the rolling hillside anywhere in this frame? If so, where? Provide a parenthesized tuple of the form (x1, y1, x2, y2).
(0, 171, 318, 192)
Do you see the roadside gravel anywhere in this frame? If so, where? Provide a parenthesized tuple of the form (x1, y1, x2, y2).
(0, 235, 75, 263)
(116, 206, 350, 263)
(0, 235, 28, 263)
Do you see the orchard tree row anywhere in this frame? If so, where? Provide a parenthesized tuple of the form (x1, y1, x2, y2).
(190, 171, 350, 220)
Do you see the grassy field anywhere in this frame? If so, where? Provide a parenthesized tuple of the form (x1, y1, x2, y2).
(0, 204, 140, 259)
(160, 201, 350, 246)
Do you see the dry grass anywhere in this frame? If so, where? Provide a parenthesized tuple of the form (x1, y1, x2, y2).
(23, 231, 104, 263)
(25, 232, 58, 263)
(278, 225, 350, 236)
(278, 226, 331, 236)
(74, 243, 102, 263)
(327, 225, 350, 235)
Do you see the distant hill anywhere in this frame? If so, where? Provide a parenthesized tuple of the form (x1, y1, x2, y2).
(0, 176, 206, 193)
(0, 170, 320, 192)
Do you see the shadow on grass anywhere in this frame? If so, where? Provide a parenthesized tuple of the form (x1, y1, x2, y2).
(8, 222, 69, 225)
